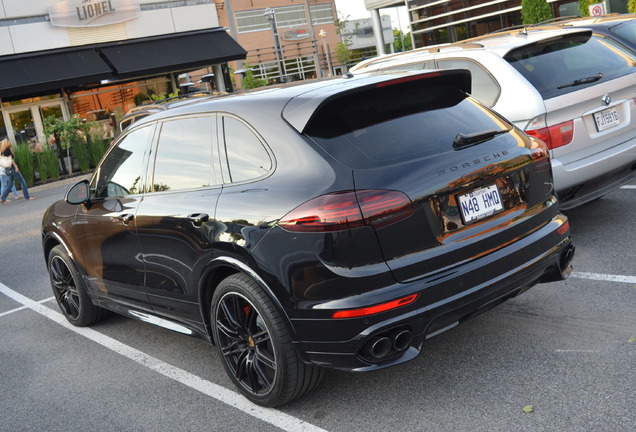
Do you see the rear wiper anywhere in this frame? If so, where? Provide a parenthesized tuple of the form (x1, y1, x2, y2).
(557, 73, 603, 89)
(453, 129, 507, 149)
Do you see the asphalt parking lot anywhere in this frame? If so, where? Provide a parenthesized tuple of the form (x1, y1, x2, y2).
(1, 178, 634, 432)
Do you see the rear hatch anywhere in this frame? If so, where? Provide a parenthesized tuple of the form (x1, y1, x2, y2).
(504, 30, 636, 165)
(303, 71, 556, 282)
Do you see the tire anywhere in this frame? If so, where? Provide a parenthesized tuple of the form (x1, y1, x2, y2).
(48, 245, 107, 326)
(211, 273, 324, 407)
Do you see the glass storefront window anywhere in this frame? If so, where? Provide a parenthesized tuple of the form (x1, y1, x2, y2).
(1, 99, 66, 150)
(0, 112, 6, 140)
(2, 94, 59, 108)
(40, 105, 64, 147)
(9, 110, 36, 147)
(70, 78, 170, 133)
(40, 105, 63, 122)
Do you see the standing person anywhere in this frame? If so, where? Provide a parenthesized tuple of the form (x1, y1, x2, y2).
(2, 174, 20, 200)
(0, 138, 34, 205)
(9, 183, 20, 200)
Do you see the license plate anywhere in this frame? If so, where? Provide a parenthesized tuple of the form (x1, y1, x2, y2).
(458, 184, 504, 223)
(593, 107, 620, 132)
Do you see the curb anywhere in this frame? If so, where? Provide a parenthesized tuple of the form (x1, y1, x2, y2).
(28, 173, 92, 194)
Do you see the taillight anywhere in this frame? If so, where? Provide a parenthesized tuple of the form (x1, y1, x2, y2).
(376, 72, 441, 88)
(278, 190, 413, 233)
(331, 294, 418, 319)
(357, 190, 413, 229)
(525, 119, 574, 150)
(527, 135, 551, 171)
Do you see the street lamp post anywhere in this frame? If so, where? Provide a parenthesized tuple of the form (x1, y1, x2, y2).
(264, 8, 285, 83)
(319, 29, 332, 77)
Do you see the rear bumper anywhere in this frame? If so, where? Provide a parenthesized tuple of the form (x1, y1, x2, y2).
(290, 214, 573, 371)
(552, 137, 636, 209)
(557, 163, 636, 210)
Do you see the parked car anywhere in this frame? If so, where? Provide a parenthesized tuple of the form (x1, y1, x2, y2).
(119, 92, 219, 131)
(85, 109, 116, 141)
(554, 13, 636, 52)
(351, 27, 636, 209)
(42, 71, 574, 406)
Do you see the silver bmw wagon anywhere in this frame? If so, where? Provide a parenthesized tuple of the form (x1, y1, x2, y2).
(352, 27, 636, 209)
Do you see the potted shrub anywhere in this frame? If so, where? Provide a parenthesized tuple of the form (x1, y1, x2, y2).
(43, 115, 94, 176)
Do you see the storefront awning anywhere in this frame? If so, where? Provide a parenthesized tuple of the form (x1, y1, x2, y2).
(101, 29, 247, 78)
(0, 28, 246, 100)
(0, 49, 112, 99)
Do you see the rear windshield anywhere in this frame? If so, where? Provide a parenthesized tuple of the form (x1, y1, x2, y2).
(504, 32, 636, 99)
(304, 82, 510, 169)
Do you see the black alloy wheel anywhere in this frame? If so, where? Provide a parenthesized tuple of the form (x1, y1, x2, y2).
(216, 291, 277, 396)
(48, 245, 106, 326)
(212, 273, 323, 407)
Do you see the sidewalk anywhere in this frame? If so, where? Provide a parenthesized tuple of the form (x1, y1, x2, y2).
(28, 172, 92, 194)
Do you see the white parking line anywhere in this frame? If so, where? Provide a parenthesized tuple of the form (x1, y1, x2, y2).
(0, 296, 54, 318)
(0, 283, 328, 432)
(620, 185, 636, 189)
(571, 272, 636, 285)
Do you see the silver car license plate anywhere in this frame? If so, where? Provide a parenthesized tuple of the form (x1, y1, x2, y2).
(594, 107, 620, 132)
(458, 184, 504, 223)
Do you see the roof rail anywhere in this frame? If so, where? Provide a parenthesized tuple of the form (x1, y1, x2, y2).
(438, 42, 484, 51)
(486, 16, 580, 35)
(532, 16, 581, 26)
(351, 42, 485, 72)
(554, 13, 630, 26)
(352, 44, 450, 70)
(123, 104, 168, 114)
(150, 90, 212, 104)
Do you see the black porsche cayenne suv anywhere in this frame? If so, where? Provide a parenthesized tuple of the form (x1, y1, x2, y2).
(42, 70, 574, 406)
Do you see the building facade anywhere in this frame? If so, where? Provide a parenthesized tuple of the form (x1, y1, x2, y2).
(365, 0, 631, 48)
(0, 0, 246, 149)
(216, 0, 343, 82)
(345, 15, 395, 65)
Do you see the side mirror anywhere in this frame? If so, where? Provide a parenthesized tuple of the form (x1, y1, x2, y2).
(65, 180, 90, 205)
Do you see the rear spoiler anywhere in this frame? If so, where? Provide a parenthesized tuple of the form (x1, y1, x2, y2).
(282, 69, 472, 134)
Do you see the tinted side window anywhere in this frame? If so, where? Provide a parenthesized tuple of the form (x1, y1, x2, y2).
(221, 116, 272, 183)
(505, 33, 636, 99)
(152, 116, 215, 191)
(436, 59, 501, 107)
(93, 125, 152, 198)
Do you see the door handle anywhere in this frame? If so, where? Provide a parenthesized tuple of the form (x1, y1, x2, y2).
(187, 213, 209, 227)
(118, 213, 134, 224)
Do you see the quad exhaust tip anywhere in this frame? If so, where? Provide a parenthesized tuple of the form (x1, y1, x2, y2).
(363, 328, 412, 361)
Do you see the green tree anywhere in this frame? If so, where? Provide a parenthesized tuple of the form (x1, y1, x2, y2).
(241, 66, 268, 89)
(334, 42, 352, 68)
(628, 0, 636, 12)
(43, 115, 92, 151)
(521, 0, 553, 24)
(334, 13, 358, 68)
(393, 29, 412, 52)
